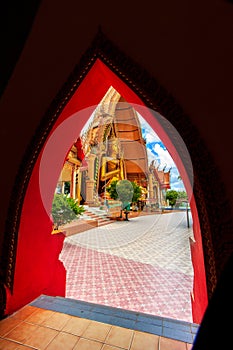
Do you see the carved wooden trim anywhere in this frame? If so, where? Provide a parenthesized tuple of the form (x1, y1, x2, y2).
(2, 29, 233, 301)
(0, 280, 6, 319)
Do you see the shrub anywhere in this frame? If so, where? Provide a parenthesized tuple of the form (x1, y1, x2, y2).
(66, 196, 85, 215)
(52, 194, 85, 229)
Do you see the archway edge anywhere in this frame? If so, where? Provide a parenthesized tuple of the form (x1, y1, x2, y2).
(3, 32, 217, 323)
(41, 58, 208, 324)
(5, 57, 207, 323)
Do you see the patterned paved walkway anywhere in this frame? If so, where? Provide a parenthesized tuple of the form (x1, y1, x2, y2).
(60, 211, 194, 323)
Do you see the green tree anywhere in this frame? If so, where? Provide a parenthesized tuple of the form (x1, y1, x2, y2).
(116, 180, 134, 209)
(166, 190, 179, 208)
(177, 190, 187, 200)
(131, 181, 142, 203)
(106, 179, 142, 208)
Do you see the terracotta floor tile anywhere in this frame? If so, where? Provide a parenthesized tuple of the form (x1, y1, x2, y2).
(0, 338, 34, 349)
(105, 325, 134, 349)
(41, 311, 71, 330)
(130, 330, 159, 350)
(24, 308, 55, 325)
(0, 317, 22, 337)
(73, 338, 103, 350)
(4, 321, 38, 343)
(23, 324, 58, 349)
(102, 345, 124, 350)
(61, 316, 91, 336)
(159, 336, 187, 350)
(12, 305, 39, 321)
(82, 320, 111, 342)
(44, 331, 79, 350)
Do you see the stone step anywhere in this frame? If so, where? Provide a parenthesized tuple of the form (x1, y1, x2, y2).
(30, 294, 198, 344)
(84, 208, 111, 227)
(98, 219, 111, 227)
(62, 220, 98, 236)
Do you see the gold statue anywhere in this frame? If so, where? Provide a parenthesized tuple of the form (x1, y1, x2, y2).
(100, 138, 125, 183)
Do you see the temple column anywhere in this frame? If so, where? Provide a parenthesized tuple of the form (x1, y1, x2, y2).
(87, 153, 96, 180)
(148, 173, 154, 200)
(155, 183, 160, 205)
(76, 170, 82, 205)
(71, 165, 77, 199)
(61, 182, 65, 194)
(85, 153, 96, 204)
(85, 179, 96, 204)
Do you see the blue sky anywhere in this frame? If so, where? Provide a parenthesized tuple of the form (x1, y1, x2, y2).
(137, 114, 185, 191)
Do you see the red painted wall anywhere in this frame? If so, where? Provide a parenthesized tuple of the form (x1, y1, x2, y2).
(6, 59, 207, 323)
(6, 160, 66, 315)
(189, 197, 208, 323)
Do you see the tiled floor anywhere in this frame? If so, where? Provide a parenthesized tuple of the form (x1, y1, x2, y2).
(60, 211, 194, 322)
(0, 210, 198, 348)
(30, 295, 198, 343)
(0, 304, 193, 349)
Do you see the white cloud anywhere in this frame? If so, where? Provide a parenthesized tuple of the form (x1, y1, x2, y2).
(146, 147, 158, 165)
(152, 143, 174, 169)
(138, 114, 161, 143)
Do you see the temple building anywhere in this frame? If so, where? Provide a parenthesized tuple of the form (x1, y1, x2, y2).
(56, 87, 171, 209)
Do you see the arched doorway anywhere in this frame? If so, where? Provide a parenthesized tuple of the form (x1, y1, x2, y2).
(55, 87, 197, 322)
(2, 32, 216, 324)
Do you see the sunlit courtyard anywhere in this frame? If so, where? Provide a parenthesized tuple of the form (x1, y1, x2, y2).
(60, 210, 194, 322)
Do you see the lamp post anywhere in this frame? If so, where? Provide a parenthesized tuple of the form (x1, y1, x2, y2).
(186, 201, 190, 228)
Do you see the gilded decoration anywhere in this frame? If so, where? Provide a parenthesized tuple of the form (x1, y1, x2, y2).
(80, 89, 150, 202)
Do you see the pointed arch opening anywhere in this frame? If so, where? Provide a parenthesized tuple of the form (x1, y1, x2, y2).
(2, 33, 217, 325)
(54, 85, 198, 322)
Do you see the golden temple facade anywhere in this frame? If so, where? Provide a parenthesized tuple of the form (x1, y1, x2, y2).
(56, 87, 170, 209)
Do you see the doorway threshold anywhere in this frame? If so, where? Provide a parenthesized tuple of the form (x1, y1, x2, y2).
(30, 295, 198, 344)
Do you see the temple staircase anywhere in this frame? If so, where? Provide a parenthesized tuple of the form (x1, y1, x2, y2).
(60, 206, 111, 236)
(82, 205, 111, 227)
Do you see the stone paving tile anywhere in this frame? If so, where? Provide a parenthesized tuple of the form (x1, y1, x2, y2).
(65, 212, 194, 275)
(60, 212, 194, 322)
